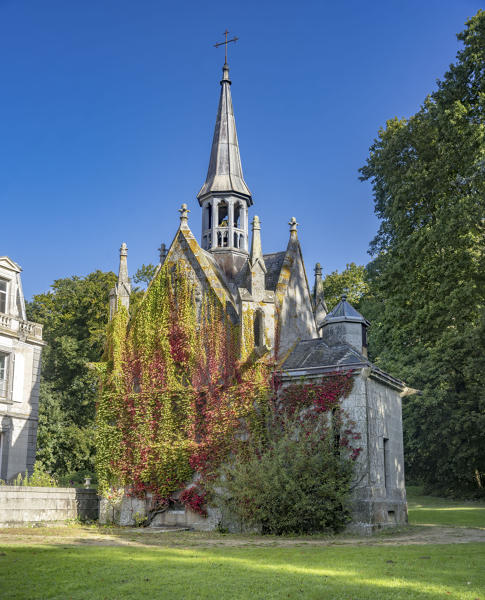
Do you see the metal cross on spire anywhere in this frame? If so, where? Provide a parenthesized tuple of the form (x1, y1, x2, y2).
(214, 29, 238, 64)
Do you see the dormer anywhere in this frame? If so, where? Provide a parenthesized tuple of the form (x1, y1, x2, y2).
(0, 257, 26, 320)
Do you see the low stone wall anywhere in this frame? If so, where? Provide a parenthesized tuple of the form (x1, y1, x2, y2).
(0, 486, 99, 526)
(99, 495, 220, 531)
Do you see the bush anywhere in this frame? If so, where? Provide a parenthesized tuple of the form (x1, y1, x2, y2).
(213, 416, 355, 535)
(4, 463, 59, 487)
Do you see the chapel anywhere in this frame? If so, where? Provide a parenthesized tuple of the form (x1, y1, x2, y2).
(108, 60, 412, 532)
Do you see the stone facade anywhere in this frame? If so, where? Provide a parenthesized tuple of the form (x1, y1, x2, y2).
(107, 62, 413, 532)
(0, 257, 44, 481)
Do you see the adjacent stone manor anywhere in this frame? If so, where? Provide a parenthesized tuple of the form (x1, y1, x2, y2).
(102, 60, 414, 532)
(0, 257, 44, 481)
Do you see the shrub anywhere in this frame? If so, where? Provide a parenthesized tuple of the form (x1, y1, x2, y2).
(212, 409, 357, 535)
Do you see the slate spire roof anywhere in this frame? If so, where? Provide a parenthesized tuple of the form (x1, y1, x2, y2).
(197, 63, 252, 204)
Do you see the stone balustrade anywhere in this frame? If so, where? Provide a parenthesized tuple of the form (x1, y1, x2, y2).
(0, 314, 12, 329)
(0, 314, 43, 341)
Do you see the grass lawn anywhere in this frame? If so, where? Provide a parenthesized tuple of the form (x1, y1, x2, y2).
(407, 485, 485, 528)
(0, 542, 484, 599)
(0, 487, 484, 599)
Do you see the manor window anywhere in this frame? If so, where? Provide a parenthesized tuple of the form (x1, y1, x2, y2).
(0, 279, 7, 314)
(0, 353, 8, 398)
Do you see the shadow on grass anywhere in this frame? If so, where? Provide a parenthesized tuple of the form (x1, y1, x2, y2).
(0, 541, 484, 599)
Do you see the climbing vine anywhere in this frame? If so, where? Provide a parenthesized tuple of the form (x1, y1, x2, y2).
(96, 262, 360, 515)
(96, 263, 271, 501)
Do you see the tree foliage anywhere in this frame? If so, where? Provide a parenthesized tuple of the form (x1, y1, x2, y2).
(132, 263, 157, 286)
(26, 270, 116, 477)
(360, 11, 485, 494)
(321, 262, 368, 311)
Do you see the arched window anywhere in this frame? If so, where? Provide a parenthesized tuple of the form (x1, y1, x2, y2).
(233, 232, 238, 248)
(207, 204, 212, 230)
(223, 231, 228, 247)
(218, 201, 228, 226)
(217, 231, 222, 247)
(253, 310, 264, 348)
(233, 203, 242, 228)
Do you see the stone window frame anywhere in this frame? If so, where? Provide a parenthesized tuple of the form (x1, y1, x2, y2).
(0, 277, 8, 314)
(0, 417, 12, 481)
(0, 346, 14, 403)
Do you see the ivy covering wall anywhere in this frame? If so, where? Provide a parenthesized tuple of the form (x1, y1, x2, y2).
(96, 262, 360, 519)
(96, 263, 271, 501)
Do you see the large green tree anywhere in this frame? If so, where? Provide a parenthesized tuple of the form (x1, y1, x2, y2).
(360, 11, 485, 493)
(26, 271, 116, 478)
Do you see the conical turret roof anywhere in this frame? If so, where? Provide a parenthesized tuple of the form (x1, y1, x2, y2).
(197, 63, 252, 204)
(323, 295, 370, 326)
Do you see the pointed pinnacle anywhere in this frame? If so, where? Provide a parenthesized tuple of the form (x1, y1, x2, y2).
(179, 203, 190, 224)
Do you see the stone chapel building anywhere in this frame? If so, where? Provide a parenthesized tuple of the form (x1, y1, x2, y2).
(109, 61, 413, 531)
(0, 257, 44, 481)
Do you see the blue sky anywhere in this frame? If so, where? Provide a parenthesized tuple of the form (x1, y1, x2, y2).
(1, 0, 482, 299)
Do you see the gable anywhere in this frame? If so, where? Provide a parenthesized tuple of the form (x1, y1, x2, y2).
(274, 237, 317, 358)
(0, 257, 22, 273)
(159, 225, 239, 321)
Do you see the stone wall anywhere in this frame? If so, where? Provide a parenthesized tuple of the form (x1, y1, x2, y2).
(0, 486, 98, 526)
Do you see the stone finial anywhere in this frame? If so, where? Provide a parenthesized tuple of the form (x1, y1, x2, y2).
(109, 242, 131, 320)
(289, 217, 298, 237)
(248, 214, 266, 299)
(250, 216, 263, 264)
(179, 203, 190, 226)
(313, 262, 328, 332)
(158, 243, 168, 265)
(221, 62, 231, 84)
(118, 243, 129, 284)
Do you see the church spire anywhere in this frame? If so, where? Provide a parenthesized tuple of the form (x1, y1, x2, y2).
(197, 63, 252, 204)
(198, 62, 252, 259)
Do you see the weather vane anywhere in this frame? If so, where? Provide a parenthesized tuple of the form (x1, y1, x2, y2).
(214, 30, 238, 64)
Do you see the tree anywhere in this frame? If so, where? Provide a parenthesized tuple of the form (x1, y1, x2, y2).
(132, 263, 157, 286)
(360, 11, 485, 494)
(27, 271, 116, 477)
(321, 263, 368, 311)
